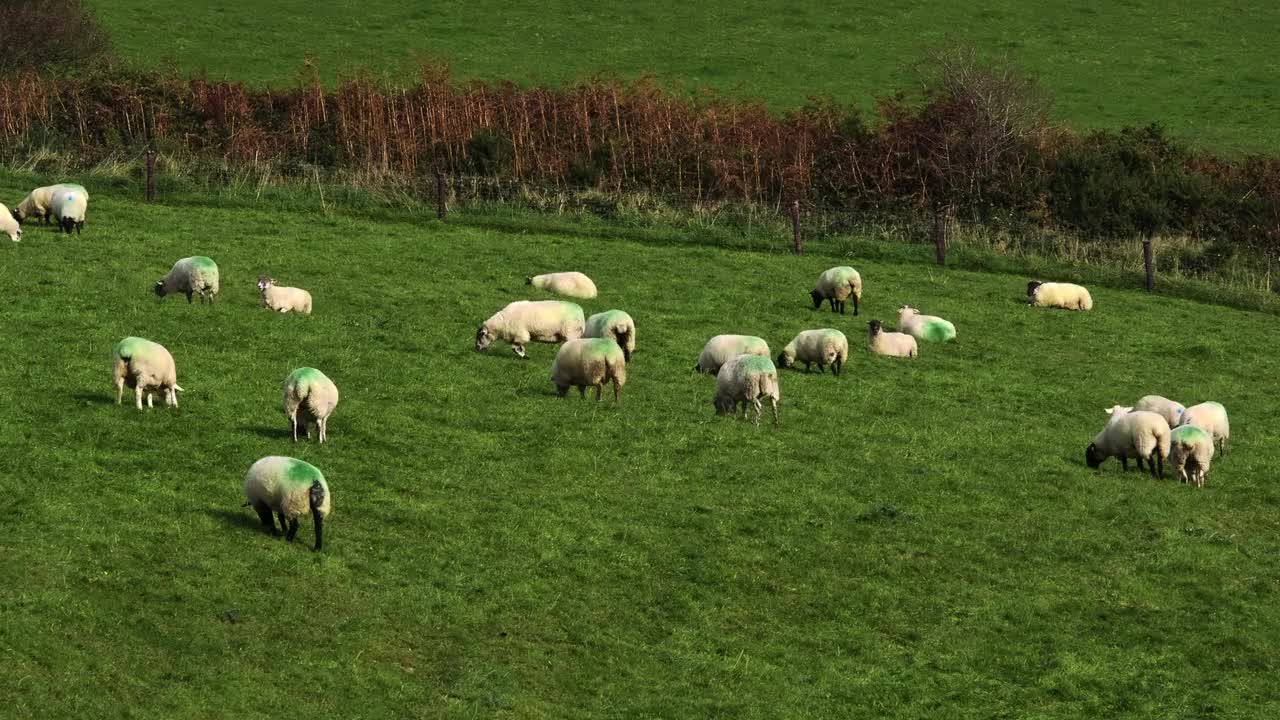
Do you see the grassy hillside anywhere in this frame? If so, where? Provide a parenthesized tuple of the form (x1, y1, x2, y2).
(89, 0, 1280, 152)
(2, 181, 1279, 716)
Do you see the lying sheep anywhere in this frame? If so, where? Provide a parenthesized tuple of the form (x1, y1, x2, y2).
(1085, 406, 1171, 478)
(811, 266, 862, 315)
(584, 309, 636, 362)
(867, 320, 917, 358)
(257, 275, 312, 314)
(283, 367, 339, 443)
(550, 338, 627, 401)
(112, 336, 183, 410)
(695, 334, 770, 375)
(0, 204, 21, 242)
(155, 256, 220, 304)
(13, 183, 86, 225)
(1027, 281, 1093, 311)
(1178, 401, 1230, 454)
(896, 305, 956, 342)
(526, 271, 598, 299)
(243, 456, 331, 551)
(714, 354, 780, 426)
(50, 185, 88, 234)
(476, 300, 585, 358)
(776, 329, 848, 375)
(1169, 424, 1214, 488)
(1133, 395, 1185, 428)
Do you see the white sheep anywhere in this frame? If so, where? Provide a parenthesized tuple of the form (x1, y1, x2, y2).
(283, 367, 339, 443)
(112, 337, 183, 410)
(526, 271, 598, 299)
(583, 310, 636, 362)
(810, 266, 863, 315)
(1178, 401, 1230, 454)
(257, 275, 313, 314)
(475, 300, 585, 358)
(13, 183, 85, 225)
(50, 185, 88, 234)
(896, 305, 956, 342)
(1085, 405, 1171, 478)
(1133, 395, 1185, 428)
(155, 256, 220, 304)
(1168, 424, 1215, 488)
(776, 329, 848, 375)
(550, 338, 627, 401)
(243, 456, 331, 551)
(714, 354, 780, 426)
(867, 320, 918, 358)
(1027, 281, 1093, 311)
(0, 203, 21, 242)
(695, 334, 770, 375)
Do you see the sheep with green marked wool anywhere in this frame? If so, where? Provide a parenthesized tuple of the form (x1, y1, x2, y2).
(50, 185, 88, 234)
(0, 203, 21, 242)
(1177, 401, 1230, 454)
(550, 338, 627, 401)
(1133, 395, 1185, 428)
(1168, 424, 1215, 488)
(867, 320, 917, 358)
(13, 183, 86, 226)
(526, 271, 598, 299)
(695, 334, 770, 375)
(1027, 281, 1093, 311)
(777, 329, 848, 375)
(1085, 406, 1171, 478)
(283, 368, 339, 443)
(475, 300, 585, 358)
(112, 337, 183, 410)
(584, 310, 636, 362)
(258, 274, 312, 314)
(714, 354, 780, 426)
(896, 305, 956, 342)
(811, 266, 862, 315)
(243, 456, 331, 551)
(155, 256, 220, 304)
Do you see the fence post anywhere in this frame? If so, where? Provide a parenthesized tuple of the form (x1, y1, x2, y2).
(435, 171, 447, 220)
(1143, 236, 1155, 291)
(789, 200, 802, 255)
(145, 148, 157, 203)
(933, 204, 951, 265)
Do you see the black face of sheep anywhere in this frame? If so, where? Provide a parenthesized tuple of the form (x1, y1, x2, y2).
(776, 352, 792, 369)
(1085, 443, 1105, 469)
(868, 320, 882, 336)
(1026, 281, 1042, 298)
(809, 289, 824, 309)
(9, 207, 20, 224)
(474, 326, 493, 352)
(153, 281, 167, 297)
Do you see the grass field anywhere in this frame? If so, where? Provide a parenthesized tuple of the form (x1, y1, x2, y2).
(3, 179, 1280, 717)
(88, 0, 1280, 152)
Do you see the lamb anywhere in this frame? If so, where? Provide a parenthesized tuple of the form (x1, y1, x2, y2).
(867, 320, 918, 358)
(50, 185, 88, 234)
(550, 338, 627, 401)
(896, 305, 957, 342)
(526, 271, 598, 299)
(1168, 424, 1215, 488)
(583, 309, 636, 362)
(475, 300, 585, 358)
(155, 256, 220, 304)
(283, 367, 339, 443)
(713, 354, 781, 426)
(810, 266, 863, 315)
(776, 329, 848, 375)
(257, 275, 313, 314)
(694, 334, 770, 375)
(0, 203, 21, 242)
(1177, 401, 1230, 454)
(1133, 395, 1185, 428)
(13, 183, 86, 225)
(112, 337, 183, 410)
(1027, 281, 1093, 311)
(1085, 405, 1171, 479)
(243, 456, 331, 551)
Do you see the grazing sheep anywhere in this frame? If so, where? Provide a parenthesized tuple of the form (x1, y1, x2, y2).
(526, 271, 598, 299)
(1133, 395, 1185, 428)
(0, 203, 21, 242)
(867, 320, 918, 358)
(776, 329, 848, 375)
(283, 367, 339, 443)
(584, 309, 636, 362)
(155, 256, 220, 304)
(112, 337, 182, 410)
(1178, 401, 1230, 454)
(550, 338, 627, 401)
(257, 275, 313, 315)
(13, 183, 85, 225)
(243, 456, 331, 551)
(810, 266, 863, 315)
(50, 185, 88, 234)
(714, 354, 780, 426)
(1169, 424, 1215, 488)
(1085, 406, 1171, 478)
(695, 334, 770, 375)
(1027, 281, 1093, 311)
(475, 300, 585, 358)
(896, 305, 956, 342)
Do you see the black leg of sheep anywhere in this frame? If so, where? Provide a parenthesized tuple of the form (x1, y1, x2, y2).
(277, 511, 290, 536)
(286, 518, 300, 542)
(253, 503, 277, 535)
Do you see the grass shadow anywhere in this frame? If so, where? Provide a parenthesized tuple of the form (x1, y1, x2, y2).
(238, 424, 292, 440)
(71, 392, 113, 405)
(203, 507, 264, 533)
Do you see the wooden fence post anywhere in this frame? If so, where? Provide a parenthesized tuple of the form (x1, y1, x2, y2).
(435, 171, 447, 220)
(145, 148, 157, 203)
(789, 200, 802, 255)
(933, 205, 951, 265)
(1143, 236, 1155, 291)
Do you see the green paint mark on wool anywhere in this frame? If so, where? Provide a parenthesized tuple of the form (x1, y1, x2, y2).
(114, 336, 154, 359)
(581, 338, 623, 361)
(738, 355, 776, 374)
(1172, 425, 1211, 445)
(287, 367, 327, 386)
(586, 310, 626, 335)
(281, 457, 324, 490)
(189, 256, 218, 276)
(920, 319, 956, 342)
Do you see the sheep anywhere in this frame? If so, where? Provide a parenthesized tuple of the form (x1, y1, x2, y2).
(283, 367, 339, 443)
(50, 185, 88, 234)
(694, 334, 770, 375)
(810, 266, 863, 315)
(713, 354, 780, 426)
(13, 183, 85, 225)
(776, 329, 848, 375)
(896, 305, 957, 342)
(475, 300, 585, 359)
(1027, 281, 1093, 311)
(867, 320, 918, 358)
(1133, 395, 1185, 428)
(112, 336, 183, 410)
(583, 309, 636, 362)
(550, 338, 627, 401)
(257, 275, 313, 315)
(1168, 424, 1215, 488)
(155, 256, 220, 304)
(1085, 405, 1171, 479)
(526, 271, 598, 299)
(1178, 401, 1230, 455)
(243, 456, 331, 551)
(0, 203, 21, 242)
